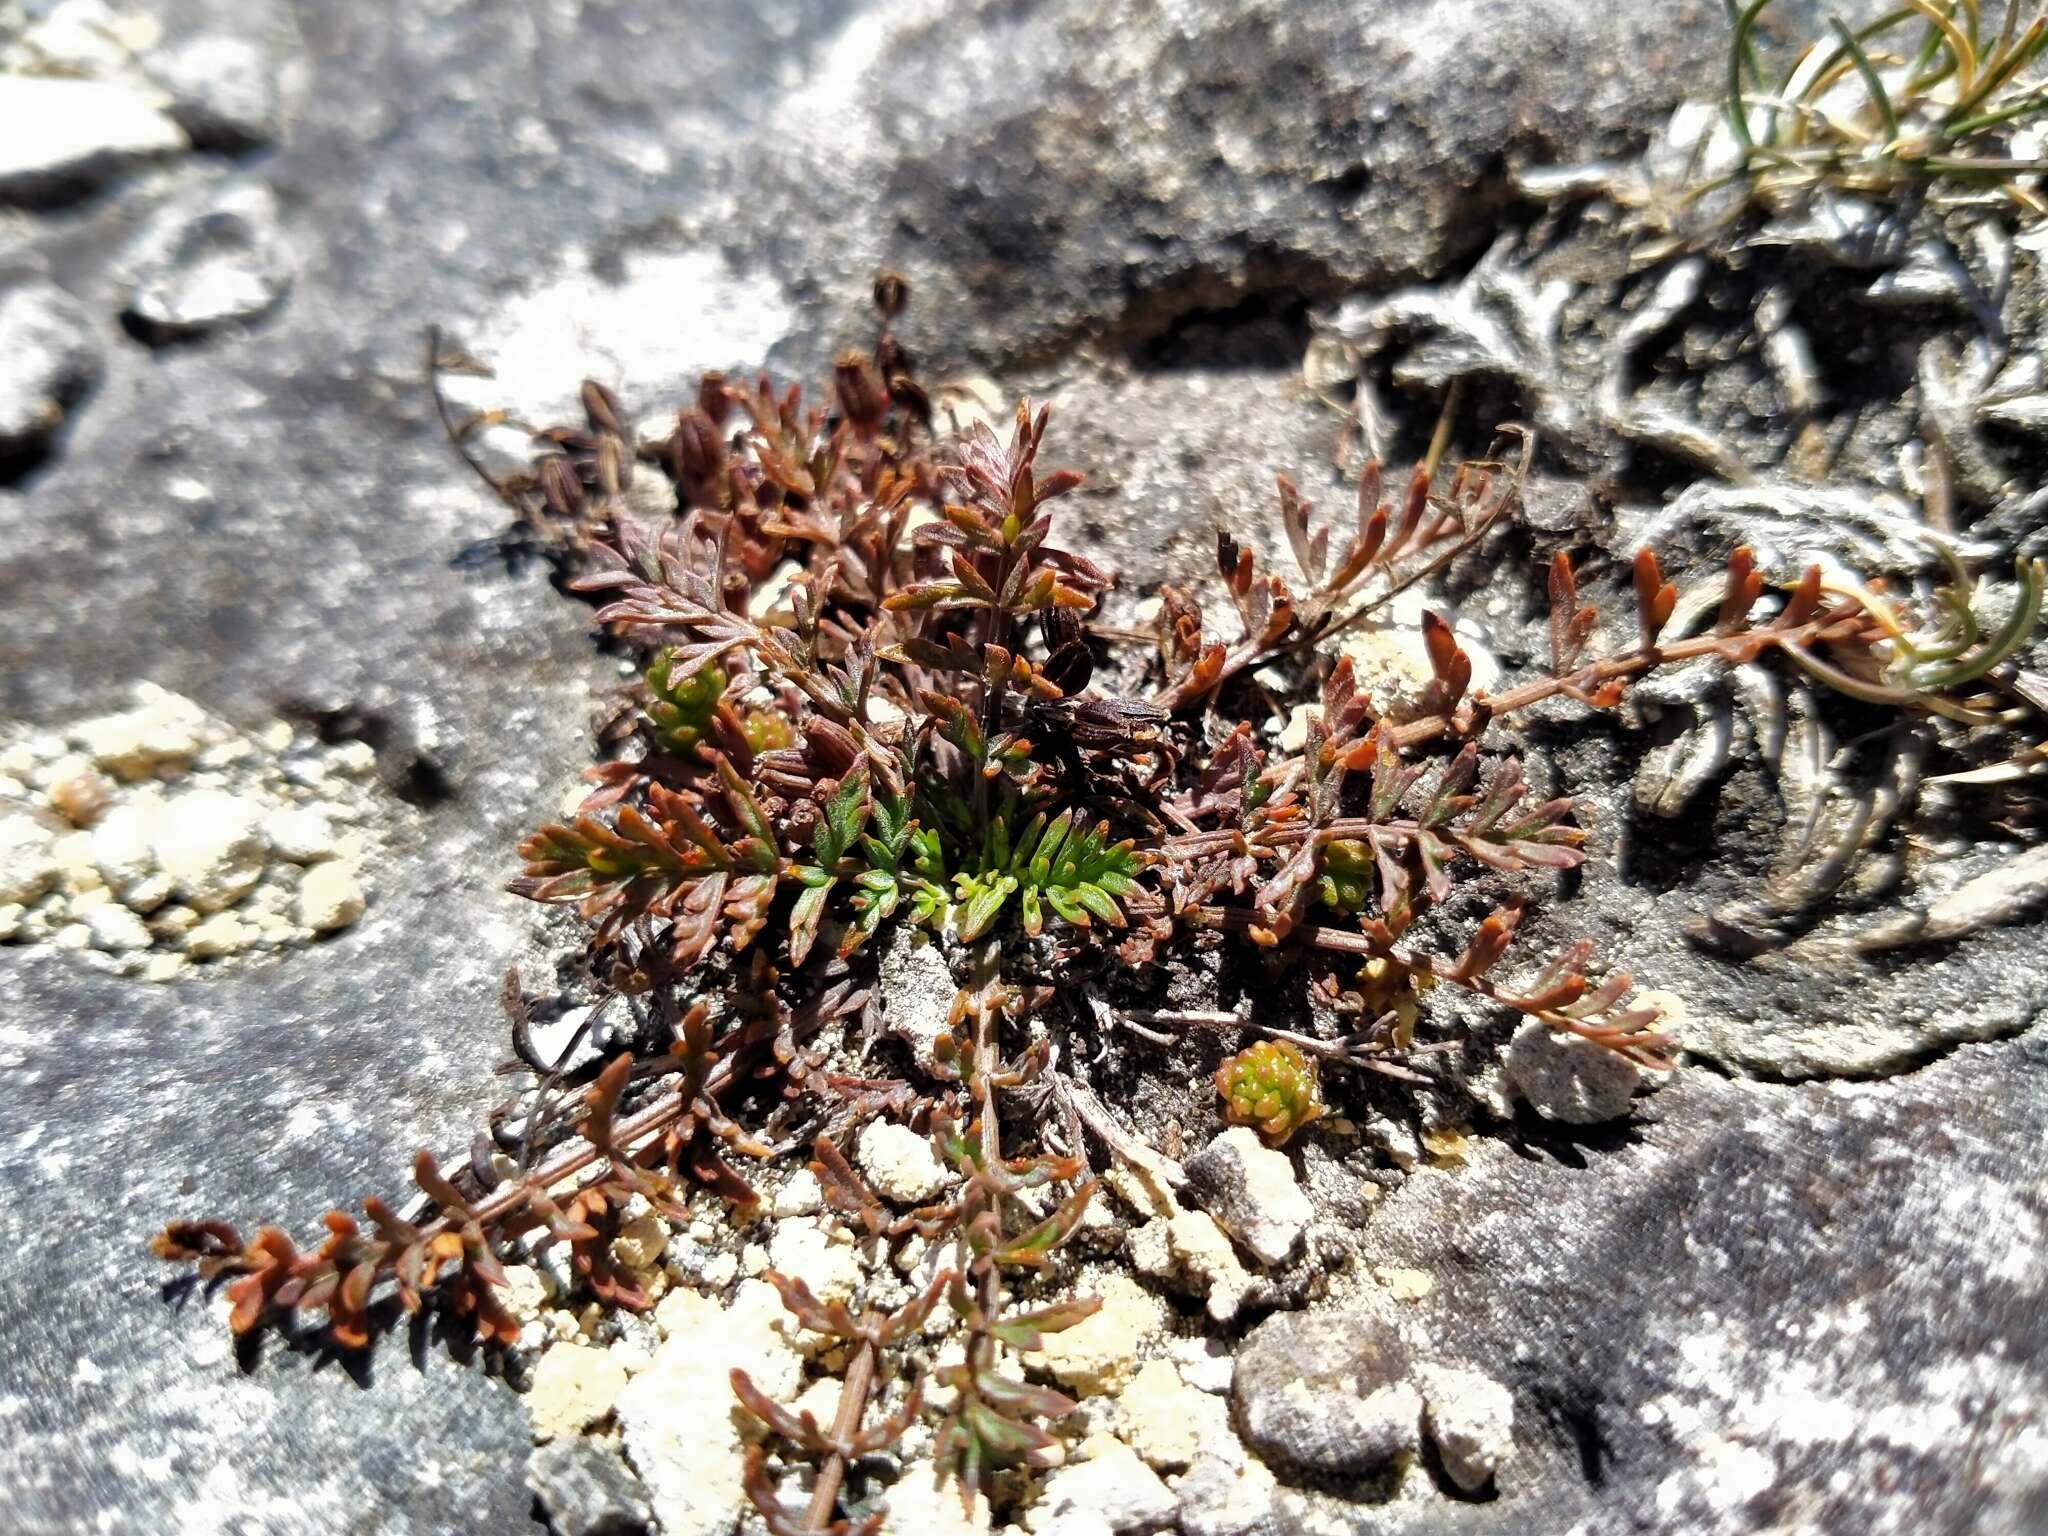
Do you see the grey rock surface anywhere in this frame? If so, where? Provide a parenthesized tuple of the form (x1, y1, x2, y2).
(0, 277, 101, 457)
(145, 31, 281, 151)
(1355, 1042, 2048, 1534)
(0, 1, 2038, 1535)
(120, 177, 291, 340)
(526, 1438, 654, 1536)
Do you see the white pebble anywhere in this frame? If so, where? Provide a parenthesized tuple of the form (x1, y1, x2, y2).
(150, 788, 267, 912)
(326, 741, 377, 777)
(0, 810, 62, 905)
(295, 862, 365, 933)
(72, 685, 213, 780)
(143, 952, 188, 983)
(856, 1120, 951, 1205)
(84, 903, 151, 953)
(183, 911, 255, 959)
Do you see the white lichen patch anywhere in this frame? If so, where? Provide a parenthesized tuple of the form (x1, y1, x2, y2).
(0, 684, 399, 978)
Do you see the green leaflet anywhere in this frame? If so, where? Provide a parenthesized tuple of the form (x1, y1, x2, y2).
(948, 802, 1141, 942)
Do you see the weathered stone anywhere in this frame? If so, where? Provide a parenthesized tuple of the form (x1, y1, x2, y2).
(181, 909, 256, 959)
(1502, 1018, 1643, 1124)
(1418, 1363, 1514, 1493)
(149, 789, 267, 913)
(0, 810, 63, 906)
(121, 179, 293, 342)
(1174, 1451, 1278, 1536)
(772, 1167, 823, 1218)
(1034, 1270, 1164, 1398)
(81, 902, 149, 953)
(1117, 1357, 1233, 1472)
(0, 0, 159, 80)
(1029, 1436, 1176, 1535)
(145, 33, 282, 152)
(44, 766, 111, 828)
(0, 75, 183, 203)
(1182, 1127, 1312, 1268)
(0, 279, 101, 456)
(882, 1461, 993, 1535)
(875, 923, 956, 1070)
(1361, 1049, 2048, 1531)
(1232, 1306, 1421, 1476)
(856, 1118, 949, 1204)
(525, 1437, 655, 1536)
(73, 687, 213, 780)
(1131, 1208, 1253, 1324)
(295, 861, 365, 933)
(764, 1220, 862, 1318)
(525, 1342, 629, 1441)
(620, 1284, 802, 1536)
(261, 805, 340, 863)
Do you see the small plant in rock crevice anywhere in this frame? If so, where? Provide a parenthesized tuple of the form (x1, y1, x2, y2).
(1724, 0, 2048, 221)
(153, 279, 2047, 1530)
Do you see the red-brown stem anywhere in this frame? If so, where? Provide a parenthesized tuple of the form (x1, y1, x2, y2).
(401, 1052, 737, 1253)
(803, 1337, 876, 1531)
(1383, 611, 1875, 751)
(1154, 611, 1881, 866)
(1199, 909, 1674, 1065)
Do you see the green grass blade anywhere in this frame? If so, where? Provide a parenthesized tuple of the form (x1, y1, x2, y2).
(1730, 0, 1780, 151)
(1831, 15, 1902, 141)
(1725, 0, 1769, 89)
(1946, 85, 2048, 136)
(1944, 17, 2048, 128)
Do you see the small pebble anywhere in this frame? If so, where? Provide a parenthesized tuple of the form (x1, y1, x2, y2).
(327, 741, 377, 777)
(121, 180, 293, 344)
(0, 277, 102, 454)
(142, 953, 188, 983)
(183, 911, 255, 960)
(47, 769, 112, 827)
(145, 32, 281, 153)
(150, 788, 267, 913)
(263, 805, 339, 863)
(84, 903, 151, 954)
(857, 1120, 951, 1205)
(295, 862, 365, 933)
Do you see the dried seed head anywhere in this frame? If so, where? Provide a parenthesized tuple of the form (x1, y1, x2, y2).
(594, 433, 631, 497)
(1214, 1040, 1327, 1146)
(873, 271, 909, 319)
(537, 454, 584, 520)
(580, 379, 625, 438)
(672, 407, 727, 497)
(1356, 956, 1432, 1047)
(835, 351, 889, 434)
